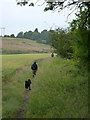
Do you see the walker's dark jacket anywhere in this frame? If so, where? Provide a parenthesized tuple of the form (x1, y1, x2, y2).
(31, 63, 38, 70)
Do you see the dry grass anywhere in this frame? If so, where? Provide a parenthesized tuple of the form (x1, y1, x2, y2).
(2, 37, 51, 53)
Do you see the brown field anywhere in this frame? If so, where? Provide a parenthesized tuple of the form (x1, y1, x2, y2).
(2, 37, 51, 54)
(0, 38, 2, 49)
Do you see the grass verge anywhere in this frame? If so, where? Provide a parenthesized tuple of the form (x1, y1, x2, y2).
(25, 57, 88, 118)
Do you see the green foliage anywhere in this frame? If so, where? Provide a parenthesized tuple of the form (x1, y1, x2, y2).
(70, 2, 90, 68)
(17, 32, 24, 38)
(34, 28, 38, 32)
(10, 34, 15, 38)
(16, 29, 52, 44)
(50, 29, 74, 59)
(44, 2, 54, 11)
(4, 35, 10, 37)
(16, 0, 78, 12)
(29, 3, 34, 7)
(40, 30, 51, 44)
(71, 29, 89, 68)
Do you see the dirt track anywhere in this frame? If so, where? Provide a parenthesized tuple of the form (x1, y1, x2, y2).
(16, 90, 30, 118)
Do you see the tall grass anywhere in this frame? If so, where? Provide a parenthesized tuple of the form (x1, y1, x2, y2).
(2, 54, 88, 118)
(2, 53, 50, 82)
(25, 57, 88, 118)
(0, 55, 2, 119)
(2, 53, 50, 118)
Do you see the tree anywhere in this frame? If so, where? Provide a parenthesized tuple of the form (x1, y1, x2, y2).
(34, 28, 38, 32)
(10, 34, 15, 38)
(16, 0, 90, 69)
(15, 29, 52, 44)
(16, 32, 23, 38)
(32, 30, 41, 42)
(40, 30, 51, 44)
(16, 0, 89, 11)
(23, 31, 33, 39)
(50, 28, 74, 59)
(4, 35, 10, 37)
(23, 29, 41, 42)
(70, 2, 90, 68)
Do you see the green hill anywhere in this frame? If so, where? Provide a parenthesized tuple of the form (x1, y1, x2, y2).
(2, 37, 51, 54)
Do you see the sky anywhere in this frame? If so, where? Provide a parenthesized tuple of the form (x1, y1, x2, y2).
(0, 0, 76, 36)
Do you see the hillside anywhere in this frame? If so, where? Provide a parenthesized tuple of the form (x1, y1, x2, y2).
(2, 37, 51, 54)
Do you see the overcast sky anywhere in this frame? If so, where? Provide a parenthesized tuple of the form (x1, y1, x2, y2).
(0, 0, 76, 36)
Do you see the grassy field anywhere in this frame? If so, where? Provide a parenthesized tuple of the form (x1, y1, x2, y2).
(2, 54, 88, 118)
(0, 55, 2, 119)
(2, 37, 51, 54)
(2, 53, 51, 118)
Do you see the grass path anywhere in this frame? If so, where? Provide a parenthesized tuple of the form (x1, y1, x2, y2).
(3, 57, 46, 118)
(15, 58, 47, 118)
(12, 66, 31, 118)
(16, 90, 30, 118)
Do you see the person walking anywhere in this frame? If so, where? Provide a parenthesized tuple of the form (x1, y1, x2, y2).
(51, 52, 54, 57)
(31, 61, 38, 77)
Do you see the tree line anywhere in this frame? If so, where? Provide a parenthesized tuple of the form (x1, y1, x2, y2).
(4, 28, 54, 45)
(5, 1, 90, 70)
(49, 2, 89, 70)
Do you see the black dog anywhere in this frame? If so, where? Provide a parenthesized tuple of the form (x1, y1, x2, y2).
(25, 79, 32, 90)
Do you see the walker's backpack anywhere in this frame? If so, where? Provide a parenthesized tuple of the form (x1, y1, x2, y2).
(31, 64, 37, 70)
(25, 80, 29, 88)
(51, 53, 54, 57)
